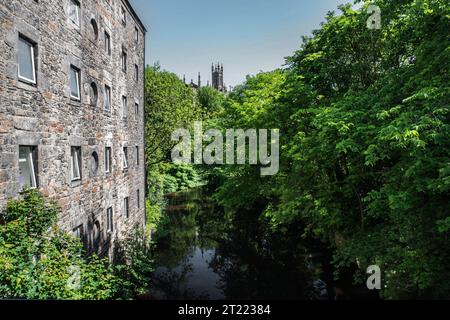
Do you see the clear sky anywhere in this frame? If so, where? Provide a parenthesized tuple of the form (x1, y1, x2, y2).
(129, 0, 350, 88)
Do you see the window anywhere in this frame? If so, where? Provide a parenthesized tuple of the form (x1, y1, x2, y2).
(134, 64, 139, 81)
(105, 147, 111, 173)
(122, 147, 128, 170)
(90, 19, 98, 41)
(92, 221, 101, 247)
(90, 82, 98, 107)
(135, 27, 139, 43)
(73, 224, 84, 239)
(104, 31, 111, 55)
(69, 65, 80, 100)
(136, 190, 140, 209)
(18, 36, 36, 84)
(121, 46, 127, 72)
(123, 197, 129, 218)
(136, 146, 139, 166)
(71, 146, 82, 181)
(18, 146, 38, 189)
(121, 6, 126, 26)
(68, 0, 80, 28)
(121, 95, 127, 119)
(106, 207, 113, 232)
(104, 85, 111, 111)
(90, 151, 99, 175)
(134, 102, 139, 120)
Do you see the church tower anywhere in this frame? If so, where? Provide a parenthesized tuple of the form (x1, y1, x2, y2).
(212, 63, 226, 92)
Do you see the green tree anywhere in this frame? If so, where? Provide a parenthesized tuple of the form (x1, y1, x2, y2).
(144, 64, 201, 166)
(0, 189, 119, 299)
(210, 0, 450, 299)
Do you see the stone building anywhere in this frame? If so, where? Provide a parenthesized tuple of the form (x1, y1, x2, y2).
(211, 63, 226, 93)
(0, 0, 146, 257)
(184, 64, 227, 92)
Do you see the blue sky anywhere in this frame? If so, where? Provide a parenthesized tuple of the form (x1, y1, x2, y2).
(129, 0, 350, 87)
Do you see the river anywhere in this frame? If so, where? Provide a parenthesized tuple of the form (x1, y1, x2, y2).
(149, 188, 374, 300)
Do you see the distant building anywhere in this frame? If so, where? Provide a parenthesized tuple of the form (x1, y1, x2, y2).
(184, 63, 227, 93)
(211, 63, 227, 93)
(0, 0, 146, 258)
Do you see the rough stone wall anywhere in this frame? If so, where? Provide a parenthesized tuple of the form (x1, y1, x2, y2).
(0, 0, 146, 257)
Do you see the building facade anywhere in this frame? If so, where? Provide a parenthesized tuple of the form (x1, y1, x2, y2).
(211, 63, 226, 93)
(0, 0, 146, 256)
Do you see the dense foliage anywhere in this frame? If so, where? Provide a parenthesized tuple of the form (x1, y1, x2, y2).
(144, 64, 201, 166)
(0, 189, 117, 299)
(0, 189, 153, 300)
(208, 0, 450, 299)
(144, 66, 205, 235)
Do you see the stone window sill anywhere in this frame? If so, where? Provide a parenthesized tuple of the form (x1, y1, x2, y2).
(71, 179, 82, 188)
(17, 80, 38, 91)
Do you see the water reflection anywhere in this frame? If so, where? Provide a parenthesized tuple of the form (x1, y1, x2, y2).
(150, 189, 330, 300)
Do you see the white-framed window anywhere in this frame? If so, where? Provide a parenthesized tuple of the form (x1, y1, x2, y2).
(104, 85, 111, 111)
(122, 147, 128, 170)
(105, 146, 111, 173)
(71, 146, 82, 181)
(73, 224, 83, 239)
(121, 46, 127, 72)
(18, 36, 36, 84)
(123, 197, 129, 218)
(106, 207, 113, 232)
(68, 0, 80, 28)
(121, 95, 127, 119)
(69, 65, 80, 100)
(136, 189, 140, 209)
(18, 146, 38, 189)
(136, 146, 139, 166)
(104, 31, 111, 55)
(121, 6, 126, 26)
(134, 102, 139, 120)
(134, 64, 139, 82)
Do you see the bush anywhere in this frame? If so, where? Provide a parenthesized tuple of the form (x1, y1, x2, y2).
(0, 188, 153, 300)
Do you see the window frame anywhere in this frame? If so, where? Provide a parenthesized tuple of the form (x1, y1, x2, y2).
(18, 36, 37, 85)
(123, 197, 129, 218)
(137, 189, 140, 209)
(104, 31, 111, 56)
(105, 146, 112, 173)
(122, 147, 128, 170)
(134, 64, 139, 82)
(68, 0, 81, 28)
(121, 6, 126, 26)
(104, 85, 111, 111)
(121, 46, 127, 72)
(121, 95, 127, 119)
(134, 102, 139, 120)
(69, 65, 81, 101)
(71, 146, 82, 181)
(136, 145, 139, 166)
(18, 146, 38, 189)
(73, 224, 84, 239)
(106, 207, 113, 233)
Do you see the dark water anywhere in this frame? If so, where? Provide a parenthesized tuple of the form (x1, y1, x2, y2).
(149, 189, 338, 300)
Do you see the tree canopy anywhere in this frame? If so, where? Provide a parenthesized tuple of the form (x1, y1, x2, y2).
(207, 0, 450, 299)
